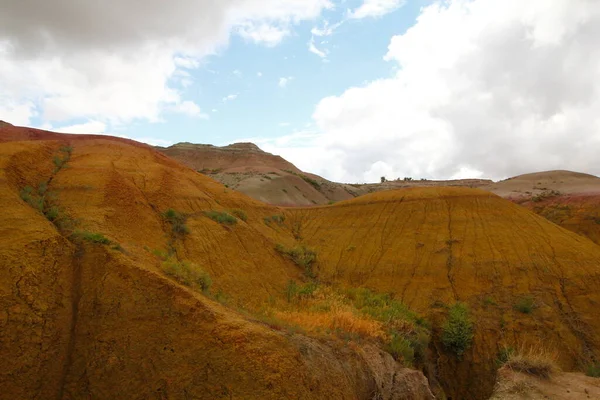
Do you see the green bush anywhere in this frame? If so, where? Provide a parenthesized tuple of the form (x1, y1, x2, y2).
(514, 296, 536, 314)
(163, 209, 190, 234)
(77, 231, 112, 245)
(300, 174, 321, 190)
(442, 302, 474, 357)
(264, 214, 285, 226)
(586, 363, 600, 378)
(275, 244, 317, 278)
(230, 209, 247, 222)
(205, 210, 237, 225)
(387, 334, 415, 366)
(162, 259, 212, 293)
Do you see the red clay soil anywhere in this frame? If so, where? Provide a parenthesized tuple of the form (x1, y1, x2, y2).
(2, 125, 600, 400)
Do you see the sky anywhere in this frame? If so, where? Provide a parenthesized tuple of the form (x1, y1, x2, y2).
(1, 0, 600, 183)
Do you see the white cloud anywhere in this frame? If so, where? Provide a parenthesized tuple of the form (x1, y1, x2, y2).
(0, 99, 36, 126)
(260, 0, 600, 182)
(311, 20, 343, 37)
(348, 0, 407, 19)
(236, 22, 289, 47)
(279, 122, 291, 127)
(257, 71, 263, 77)
(54, 120, 107, 134)
(173, 101, 209, 118)
(222, 94, 239, 103)
(278, 76, 294, 88)
(0, 0, 333, 130)
(308, 38, 328, 58)
(233, 69, 242, 77)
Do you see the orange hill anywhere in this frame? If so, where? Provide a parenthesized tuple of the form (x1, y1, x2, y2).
(2, 125, 600, 399)
(158, 140, 600, 246)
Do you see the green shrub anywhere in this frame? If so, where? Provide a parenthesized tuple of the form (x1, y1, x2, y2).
(514, 296, 536, 314)
(205, 210, 237, 225)
(275, 244, 317, 278)
(230, 209, 247, 222)
(387, 334, 415, 366)
(163, 209, 190, 234)
(44, 206, 60, 221)
(300, 174, 321, 190)
(497, 346, 515, 365)
(586, 363, 600, 378)
(162, 259, 212, 293)
(264, 215, 285, 226)
(442, 302, 474, 357)
(285, 280, 298, 303)
(77, 231, 112, 245)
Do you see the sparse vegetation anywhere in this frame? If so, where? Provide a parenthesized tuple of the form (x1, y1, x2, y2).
(161, 259, 212, 293)
(300, 174, 321, 190)
(275, 244, 317, 278)
(52, 145, 73, 173)
(514, 296, 536, 314)
(264, 214, 285, 226)
(277, 285, 429, 366)
(586, 362, 600, 377)
(442, 302, 474, 357)
(503, 346, 559, 379)
(204, 210, 237, 225)
(163, 209, 190, 234)
(75, 231, 112, 245)
(497, 346, 515, 366)
(230, 209, 247, 222)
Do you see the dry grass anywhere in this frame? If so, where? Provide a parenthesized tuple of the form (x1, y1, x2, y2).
(275, 308, 387, 341)
(504, 345, 560, 379)
(274, 287, 387, 340)
(495, 378, 536, 396)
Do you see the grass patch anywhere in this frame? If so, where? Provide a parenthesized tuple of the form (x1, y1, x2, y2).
(161, 259, 212, 293)
(586, 363, 600, 378)
(230, 209, 247, 222)
(264, 214, 285, 226)
(514, 296, 536, 314)
(276, 285, 429, 366)
(300, 174, 321, 190)
(442, 302, 474, 357)
(76, 231, 112, 245)
(504, 346, 559, 379)
(204, 210, 237, 225)
(275, 244, 317, 278)
(163, 209, 190, 234)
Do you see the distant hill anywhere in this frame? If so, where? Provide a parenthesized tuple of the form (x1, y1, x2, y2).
(157, 142, 358, 206)
(159, 141, 600, 245)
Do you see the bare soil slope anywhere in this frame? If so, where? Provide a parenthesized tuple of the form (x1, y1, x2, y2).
(157, 142, 356, 206)
(0, 127, 435, 400)
(3, 125, 600, 400)
(286, 189, 600, 399)
(490, 366, 600, 399)
(488, 170, 600, 246)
